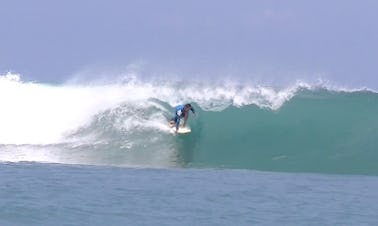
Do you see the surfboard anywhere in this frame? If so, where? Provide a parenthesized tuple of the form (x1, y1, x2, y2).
(173, 127, 192, 133)
(169, 124, 191, 134)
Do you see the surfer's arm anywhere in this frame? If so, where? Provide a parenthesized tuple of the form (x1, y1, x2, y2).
(191, 107, 195, 114)
(191, 107, 196, 117)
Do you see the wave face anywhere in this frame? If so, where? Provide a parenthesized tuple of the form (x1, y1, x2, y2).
(190, 90, 378, 175)
(1, 73, 378, 175)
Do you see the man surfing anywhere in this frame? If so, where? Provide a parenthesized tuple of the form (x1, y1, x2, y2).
(169, 103, 196, 133)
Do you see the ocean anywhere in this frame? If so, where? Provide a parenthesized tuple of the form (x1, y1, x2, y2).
(1, 73, 378, 225)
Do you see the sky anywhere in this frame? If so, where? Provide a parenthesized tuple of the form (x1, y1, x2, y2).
(1, 0, 378, 87)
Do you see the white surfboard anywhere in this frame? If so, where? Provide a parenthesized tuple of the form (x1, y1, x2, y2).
(169, 126, 191, 134)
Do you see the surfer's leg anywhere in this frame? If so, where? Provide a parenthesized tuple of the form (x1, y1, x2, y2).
(174, 116, 180, 130)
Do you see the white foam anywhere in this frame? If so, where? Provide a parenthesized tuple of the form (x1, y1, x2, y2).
(0, 73, 134, 144)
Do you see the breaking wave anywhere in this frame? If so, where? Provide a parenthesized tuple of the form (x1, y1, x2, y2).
(1, 72, 378, 175)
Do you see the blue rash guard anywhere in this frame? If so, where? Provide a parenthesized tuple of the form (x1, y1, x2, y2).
(172, 104, 195, 130)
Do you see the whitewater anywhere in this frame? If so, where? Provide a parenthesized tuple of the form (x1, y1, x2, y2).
(1, 72, 378, 175)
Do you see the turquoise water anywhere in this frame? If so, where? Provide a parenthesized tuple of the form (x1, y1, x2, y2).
(184, 89, 378, 175)
(1, 162, 378, 226)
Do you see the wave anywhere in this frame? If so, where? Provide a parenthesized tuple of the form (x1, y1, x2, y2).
(1, 72, 378, 175)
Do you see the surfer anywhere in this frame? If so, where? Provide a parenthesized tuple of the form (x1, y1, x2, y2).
(169, 104, 196, 132)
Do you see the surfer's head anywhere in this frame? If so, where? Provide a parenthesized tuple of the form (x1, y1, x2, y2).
(184, 104, 195, 114)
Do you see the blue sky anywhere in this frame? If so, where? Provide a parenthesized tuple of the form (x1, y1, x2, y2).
(1, 0, 378, 87)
